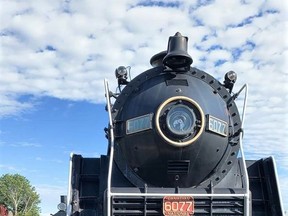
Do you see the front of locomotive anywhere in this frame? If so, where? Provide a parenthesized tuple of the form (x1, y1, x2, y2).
(110, 32, 242, 189)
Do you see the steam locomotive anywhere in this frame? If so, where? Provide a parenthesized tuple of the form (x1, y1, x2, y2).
(66, 33, 284, 216)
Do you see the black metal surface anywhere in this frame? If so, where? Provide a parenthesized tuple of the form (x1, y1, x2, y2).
(108, 159, 247, 215)
(70, 154, 283, 216)
(52, 211, 67, 216)
(70, 154, 108, 216)
(247, 157, 283, 216)
(167, 160, 190, 174)
(112, 66, 241, 188)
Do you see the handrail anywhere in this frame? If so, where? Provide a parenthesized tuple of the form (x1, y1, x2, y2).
(104, 79, 114, 216)
(271, 156, 285, 215)
(237, 84, 248, 128)
(234, 84, 250, 215)
(66, 152, 74, 216)
(110, 192, 249, 197)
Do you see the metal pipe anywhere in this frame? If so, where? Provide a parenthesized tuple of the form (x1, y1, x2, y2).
(104, 79, 115, 216)
(66, 153, 74, 216)
(110, 192, 249, 197)
(271, 156, 285, 215)
(236, 84, 250, 215)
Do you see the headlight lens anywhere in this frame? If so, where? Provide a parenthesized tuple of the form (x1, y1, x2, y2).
(166, 105, 195, 136)
(155, 96, 205, 147)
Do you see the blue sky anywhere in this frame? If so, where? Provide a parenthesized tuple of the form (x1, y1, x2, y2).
(0, 98, 108, 213)
(0, 0, 287, 215)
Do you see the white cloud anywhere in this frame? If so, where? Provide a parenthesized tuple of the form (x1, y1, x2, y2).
(35, 184, 67, 215)
(0, 95, 35, 117)
(191, 0, 260, 29)
(1, 0, 287, 212)
(9, 141, 42, 148)
(0, 164, 19, 172)
(35, 157, 63, 164)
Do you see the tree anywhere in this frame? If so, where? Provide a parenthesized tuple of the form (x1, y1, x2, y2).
(0, 174, 41, 216)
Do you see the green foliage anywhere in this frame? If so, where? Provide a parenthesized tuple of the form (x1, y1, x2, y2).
(0, 174, 41, 216)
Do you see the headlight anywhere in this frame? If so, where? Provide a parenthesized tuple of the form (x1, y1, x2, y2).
(155, 96, 205, 147)
(166, 105, 195, 136)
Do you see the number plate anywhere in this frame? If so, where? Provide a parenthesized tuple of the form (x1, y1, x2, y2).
(126, 114, 153, 135)
(207, 115, 228, 137)
(163, 196, 194, 216)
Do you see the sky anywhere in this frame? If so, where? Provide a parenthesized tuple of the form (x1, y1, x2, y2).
(0, 0, 287, 215)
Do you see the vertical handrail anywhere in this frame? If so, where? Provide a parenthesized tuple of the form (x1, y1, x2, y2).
(239, 132, 250, 215)
(104, 79, 114, 216)
(271, 156, 285, 215)
(240, 84, 248, 128)
(236, 84, 250, 215)
(66, 153, 74, 216)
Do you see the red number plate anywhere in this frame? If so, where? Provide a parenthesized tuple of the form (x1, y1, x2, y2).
(163, 196, 194, 216)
